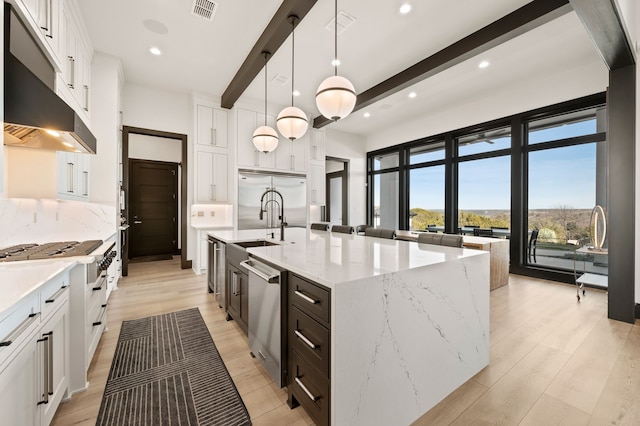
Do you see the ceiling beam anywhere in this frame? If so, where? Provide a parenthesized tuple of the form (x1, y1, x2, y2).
(569, 0, 635, 70)
(313, 0, 572, 129)
(221, 0, 317, 110)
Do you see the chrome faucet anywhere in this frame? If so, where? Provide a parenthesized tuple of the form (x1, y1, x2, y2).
(259, 188, 287, 241)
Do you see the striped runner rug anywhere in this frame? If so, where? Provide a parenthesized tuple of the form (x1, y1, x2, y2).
(96, 308, 251, 426)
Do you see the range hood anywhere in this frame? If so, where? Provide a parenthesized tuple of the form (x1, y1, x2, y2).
(3, 3, 96, 154)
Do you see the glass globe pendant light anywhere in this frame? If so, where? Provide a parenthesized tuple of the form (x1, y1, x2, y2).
(253, 52, 279, 153)
(277, 15, 308, 141)
(315, 0, 356, 121)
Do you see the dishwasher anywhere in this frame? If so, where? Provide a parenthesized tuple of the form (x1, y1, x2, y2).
(240, 256, 285, 387)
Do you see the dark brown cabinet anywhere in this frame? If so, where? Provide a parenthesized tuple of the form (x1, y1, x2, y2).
(288, 273, 331, 426)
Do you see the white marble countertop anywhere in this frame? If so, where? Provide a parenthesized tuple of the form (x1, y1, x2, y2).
(208, 228, 487, 288)
(0, 260, 77, 316)
(191, 224, 234, 230)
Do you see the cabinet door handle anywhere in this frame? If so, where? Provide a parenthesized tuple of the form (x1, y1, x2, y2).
(45, 285, 68, 303)
(83, 85, 89, 111)
(294, 290, 318, 305)
(313, 145, 317, 159)
(37, 335, 49, 405)
(47, 0, 53, 39)
(46, 331, 53, 395)
(67, 162, 74, 193)
(83, 171, 89, 196)
(294, 377, 319, 402)
(232, 272, 238, 296)
(67, 57, 75, 89)
(210, 128, 216, 145)
(294, 329, 317, 349)
(0, 312, 40, 347)
(210, 184, 215, 201)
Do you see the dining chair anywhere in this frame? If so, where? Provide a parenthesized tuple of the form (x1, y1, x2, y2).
(331, 225, 354, 234)
(355, 224, 370, 235)
(364, 227, 396, 239)
(441, 234, 464, 248)
(310, 223, 329, 231)
(417, 233, 443, 245)
(473, 228, 494, 237)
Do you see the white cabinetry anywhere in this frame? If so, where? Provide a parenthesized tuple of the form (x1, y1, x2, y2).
(197, 230, 209, 274)
(309, 163, 326, 205)
(237, 108, 275, 169)
(197, 105, 228, 148)
(194, 102, 230, 204)
(56, 151, 90, 200)
(56, 0, 92, 125)
(12, 0, 63, 69)
(0, 270, 70, 426)
(196, 151, 228, 203)
(274, 135, 308, 172)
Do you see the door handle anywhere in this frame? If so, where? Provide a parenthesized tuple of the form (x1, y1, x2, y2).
(134, 220, 143, 224)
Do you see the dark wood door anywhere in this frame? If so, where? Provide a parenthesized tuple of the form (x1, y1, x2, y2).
(129, 160, 178, 258)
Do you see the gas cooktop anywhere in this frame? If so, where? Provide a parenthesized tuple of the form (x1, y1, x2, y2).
(0, 240, 103, 262)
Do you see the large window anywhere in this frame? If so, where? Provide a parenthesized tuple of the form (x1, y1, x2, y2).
(366, 93, 607, 282)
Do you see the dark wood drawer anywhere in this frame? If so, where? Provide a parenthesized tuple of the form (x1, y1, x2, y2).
(290, 349, 329, 426)
(289, 305, 330, 377)
(289, 273, 330, 326)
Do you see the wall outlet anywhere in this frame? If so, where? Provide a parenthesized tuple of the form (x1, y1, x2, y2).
(197, 211, 204, 217)
(210, 211, 215, 217)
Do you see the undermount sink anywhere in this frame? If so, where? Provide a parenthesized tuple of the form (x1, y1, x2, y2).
(233, 240, 279, 249)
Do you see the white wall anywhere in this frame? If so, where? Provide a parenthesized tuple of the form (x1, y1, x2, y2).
(325, 129, 367, 226)
(129, 134, 182, 163)
(122, 83, 195, 260)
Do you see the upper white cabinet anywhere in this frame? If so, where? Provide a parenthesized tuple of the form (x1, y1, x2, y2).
(274, 133, 308, 173)
(237, 108, 275, 169)
(56, 151, 90, 200)
(194, 101, 230, 204)
(56, 0, 92, 125)
(309, 163, 326, 205)
(309, 129, 325, 163)
(13, 0, 63, 69)
(197, 105, 228, 148)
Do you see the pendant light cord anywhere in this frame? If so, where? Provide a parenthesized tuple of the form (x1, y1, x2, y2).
(264, 53, 268, 126)
(291, 17, 295, 106)
(334, 0, 338, 77)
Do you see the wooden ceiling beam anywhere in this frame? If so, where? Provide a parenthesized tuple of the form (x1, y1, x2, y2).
(313, 0, 572, 129)
(569, 0, 635, 70)
(221, 0, 317, 110)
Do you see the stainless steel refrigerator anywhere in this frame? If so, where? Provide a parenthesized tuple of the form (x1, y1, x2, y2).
(238, 171, 307, 230)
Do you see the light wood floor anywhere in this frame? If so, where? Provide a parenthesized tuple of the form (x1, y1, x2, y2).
(52, 258, 639, 426)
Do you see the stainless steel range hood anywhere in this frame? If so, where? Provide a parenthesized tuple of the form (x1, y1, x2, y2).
(3, 3, 96, 154)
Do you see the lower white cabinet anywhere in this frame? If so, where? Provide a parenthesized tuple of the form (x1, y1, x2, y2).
(0, 273, 70, 426)
(196, 230, 209, 274)
(56, 152, 90, 200)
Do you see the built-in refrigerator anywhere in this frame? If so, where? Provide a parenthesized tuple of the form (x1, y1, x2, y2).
(238, 171, 307, 230)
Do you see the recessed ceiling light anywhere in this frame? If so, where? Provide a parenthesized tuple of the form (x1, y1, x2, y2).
(149, 46, 162, 56)
(363, 112, 371, 118)
(331, 59, 341, 67)
(293, 90, 300, 97)
(478, 60, 490, 69)
(408, 92, 417, 98)
(399, 3, 412, 14)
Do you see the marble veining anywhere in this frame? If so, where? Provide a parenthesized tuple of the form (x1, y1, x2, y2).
(0, 198, 116, 247)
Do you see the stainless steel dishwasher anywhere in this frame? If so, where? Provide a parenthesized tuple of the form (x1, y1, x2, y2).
(207, 236, 226, 309)
(240, 256, 285, 387)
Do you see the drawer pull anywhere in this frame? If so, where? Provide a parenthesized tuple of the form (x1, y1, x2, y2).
(92, 321, 102, 327)
(294, 330, 317, 349)
(295, 377, 318, 402)
(93, 304, 108, 326)
(294, 290, 318, 305)
(92, 283, 104, 291)
(257, 350, 267, 361)
(37, 335, 50, 405)
(0, 312, 40, 347)
(45, 285, 68, 303)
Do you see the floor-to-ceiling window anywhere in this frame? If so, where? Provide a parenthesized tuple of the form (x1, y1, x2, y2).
(408, 141, 445, 230)
(370, 151, 400, 229)
(525, 107, 607, 275)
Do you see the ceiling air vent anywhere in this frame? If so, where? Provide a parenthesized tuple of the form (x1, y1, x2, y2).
(325, 10, 356, 34)
(272, 74, 290, 85)
(192, 0, 218, 21)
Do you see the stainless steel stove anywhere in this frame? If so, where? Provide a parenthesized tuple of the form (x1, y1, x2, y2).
(0, 240, 104, 262)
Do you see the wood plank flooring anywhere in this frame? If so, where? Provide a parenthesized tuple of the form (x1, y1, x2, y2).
(51, 258, 639, 425)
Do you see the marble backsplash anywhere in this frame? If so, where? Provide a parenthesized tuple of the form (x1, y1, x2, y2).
(0, 198, 117, 247)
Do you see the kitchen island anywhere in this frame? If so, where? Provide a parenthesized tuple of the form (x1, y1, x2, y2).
(208, 228, 489, 425)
